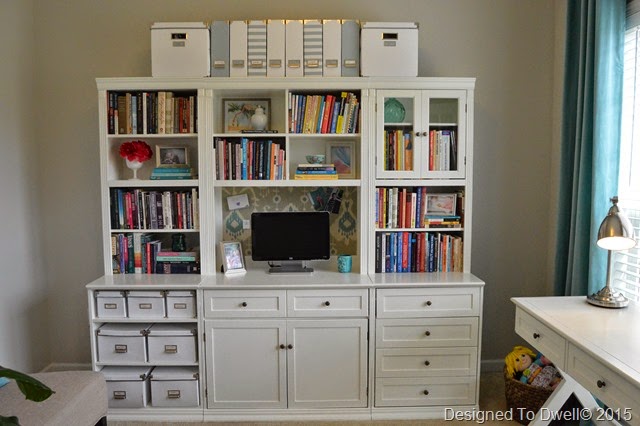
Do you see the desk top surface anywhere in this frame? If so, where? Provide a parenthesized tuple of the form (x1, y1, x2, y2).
(512, 296, 640, 387)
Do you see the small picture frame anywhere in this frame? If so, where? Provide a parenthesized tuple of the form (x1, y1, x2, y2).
(425, 193, 457, 216)
(219, 241, 246, 275)
(326, 141, 356, 179)
(156, 146, 189, 168)
(223, 99, 270, 132)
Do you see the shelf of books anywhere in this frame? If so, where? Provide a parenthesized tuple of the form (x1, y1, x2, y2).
(99, 82, 204, 276)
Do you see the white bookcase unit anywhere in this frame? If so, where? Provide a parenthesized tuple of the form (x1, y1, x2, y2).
(88, 77, 483, 422)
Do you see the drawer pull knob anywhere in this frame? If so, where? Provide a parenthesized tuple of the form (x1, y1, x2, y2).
(280, 344, 286, 349)
(241, 302, 248, 307)
(425, 301, 432, 306)
(533, 333, 540, 339)
(423, 390, 429, 396)
(288, 344, 293, 349)
(425, 331, 431, 336)
(324, 301, 331, 306)
(424, 360, 430, 366)
(597, 380, 606, 388)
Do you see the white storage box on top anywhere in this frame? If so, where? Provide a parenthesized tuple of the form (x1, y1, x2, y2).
(97, 323, 152, 363)
(360, 22, 418, 77)
(150, 366, 200, 407)
(166, 290, 196, 318)
(94, 290, 127, 319)
(102, 366, 153, 409)
(127, 290, 165, 318)
(151, 22, 211, 77)
(147, 323, 198, 364)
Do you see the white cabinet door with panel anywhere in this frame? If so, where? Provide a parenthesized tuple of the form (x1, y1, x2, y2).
(287, 318, 368, 408)
(205, 319, 287, 408)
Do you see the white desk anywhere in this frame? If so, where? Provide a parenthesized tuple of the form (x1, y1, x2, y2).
(512, 296, 640, 425)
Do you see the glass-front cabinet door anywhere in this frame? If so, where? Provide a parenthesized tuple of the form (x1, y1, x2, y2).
(376, 90, 466, 179)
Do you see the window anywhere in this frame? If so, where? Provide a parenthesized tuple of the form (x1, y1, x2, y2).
(614, 2, 640, 302)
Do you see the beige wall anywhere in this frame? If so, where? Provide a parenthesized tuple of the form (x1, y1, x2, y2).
(0, 0, 50, 372)
(2, 0, 561, 369)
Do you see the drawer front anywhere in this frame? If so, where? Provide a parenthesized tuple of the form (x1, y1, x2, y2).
(287, 289, 368, 317)
(566, 343, 640, 420)
(128, 297, 166, 319)
(203, 290, 286, 318)
(151, 379, 200, 407)
(96, 296, 127, 319)
(97, 335, 147, 363)
(376, 287, 480, 318)
(166, 294, 197, 318)
(147, 335, 198, 364)
(515, 308, 566, 369)
(106, 379, 150, 408)
(376, 347, 477, 378)
(376, 318, 479, 348)
(375, 376, 476, 407)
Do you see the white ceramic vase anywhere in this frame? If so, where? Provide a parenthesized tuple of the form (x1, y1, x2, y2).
(125, 158, 143, 180)
(251, 106, 268, 131)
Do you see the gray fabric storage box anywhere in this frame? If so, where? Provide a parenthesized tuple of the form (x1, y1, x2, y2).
(147, 323, 198, 363)
(96, 323, 152, 363)
(95, 290, 127, 318)
(102, 366, 153, 408)
(166, 290, 196, 318)
(127, 290, 166, 318)
(150, 366, 200, 407)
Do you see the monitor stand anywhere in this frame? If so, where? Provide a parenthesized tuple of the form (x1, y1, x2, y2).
(267, 261, 314, 274)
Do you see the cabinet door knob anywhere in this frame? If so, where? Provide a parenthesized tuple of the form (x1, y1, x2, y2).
(287, 344, 293, 349)
(425, 330, 431, 336)
(533, 332, 540, 339)
(241, 302, 248, 307)
(424, 360, 430, 366)
(425, 300, 432, 306)
(415, 131, 421, 137)
(423, 390, 429, 395)
(597, 380, 606, 388)
(279, 344, 286, 349)
(324, 301, 331, 306)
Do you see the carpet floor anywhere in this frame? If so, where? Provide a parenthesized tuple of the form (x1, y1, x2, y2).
(108, 371, 520, 426)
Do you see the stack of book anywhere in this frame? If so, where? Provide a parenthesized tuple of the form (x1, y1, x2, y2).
(150, 167, 193, 180)
(155, 250, 200, 274)
(424, 215, 461, 228)
(294, 163, 338, 180)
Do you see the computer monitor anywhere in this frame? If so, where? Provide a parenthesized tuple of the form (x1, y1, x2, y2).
(251, 211, 330, 273)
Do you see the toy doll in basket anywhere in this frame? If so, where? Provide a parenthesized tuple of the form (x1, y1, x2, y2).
(505, 345, 562, 390)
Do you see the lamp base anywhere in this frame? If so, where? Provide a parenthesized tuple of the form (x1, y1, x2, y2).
(587, 286, 629, 308)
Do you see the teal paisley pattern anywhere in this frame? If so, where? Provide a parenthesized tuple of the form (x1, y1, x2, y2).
(221, 187, 357, 256)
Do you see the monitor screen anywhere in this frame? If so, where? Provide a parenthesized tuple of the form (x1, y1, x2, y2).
(251, 211, 331, 261)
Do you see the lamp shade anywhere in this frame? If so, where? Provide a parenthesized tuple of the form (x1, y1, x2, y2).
(596, 198, 636, 251)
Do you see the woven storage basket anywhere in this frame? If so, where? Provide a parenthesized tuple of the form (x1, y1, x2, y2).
(503, 367, 554, 425)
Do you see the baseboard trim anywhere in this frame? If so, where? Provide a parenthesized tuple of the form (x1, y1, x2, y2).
(481, 358, 505, 372)
(40, 362, 92, 372)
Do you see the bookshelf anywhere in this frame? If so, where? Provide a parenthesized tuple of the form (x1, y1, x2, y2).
(90, 77, 482, 421)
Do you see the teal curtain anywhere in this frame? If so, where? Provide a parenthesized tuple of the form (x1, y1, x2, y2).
(555, 0, 625, 296)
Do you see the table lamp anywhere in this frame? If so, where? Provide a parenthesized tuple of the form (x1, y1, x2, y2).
(587, 196, 637, 308)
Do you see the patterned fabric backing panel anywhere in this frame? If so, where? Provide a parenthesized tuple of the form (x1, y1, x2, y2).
(221, 187, 358, 256)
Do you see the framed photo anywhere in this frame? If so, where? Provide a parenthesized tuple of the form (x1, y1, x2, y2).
(223, 99, 270, 132)
(156, 146, 189, 168)
(219, 241, 246, 275)
(326, 141, 356, 179)
(426, 193, 457, 216)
